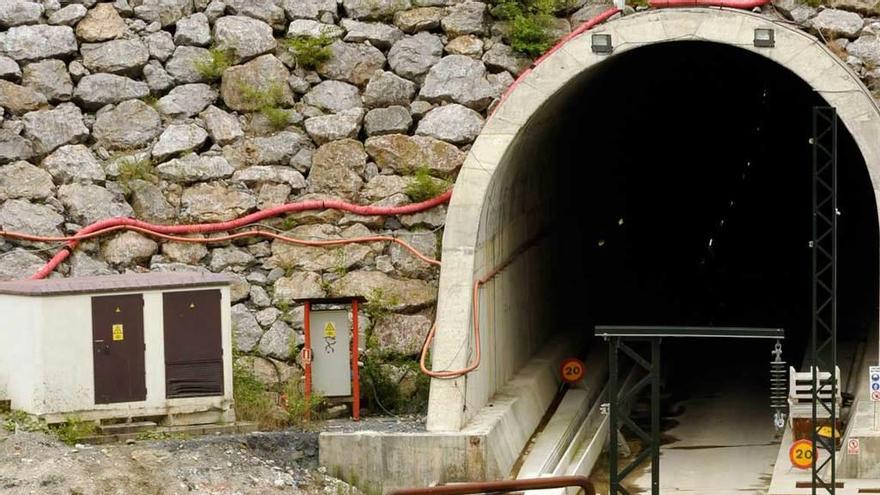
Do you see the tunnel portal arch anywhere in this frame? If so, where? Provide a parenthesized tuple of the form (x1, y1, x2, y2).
(427, 8, 880, 432)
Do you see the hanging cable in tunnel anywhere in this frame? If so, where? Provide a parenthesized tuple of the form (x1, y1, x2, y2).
(700, 86, 771, 267)
(696, 85, 773, 323)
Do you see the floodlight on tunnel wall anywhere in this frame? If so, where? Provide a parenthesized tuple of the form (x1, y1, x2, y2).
(754, 28, 775, 47)
(591, 34, 613, 54)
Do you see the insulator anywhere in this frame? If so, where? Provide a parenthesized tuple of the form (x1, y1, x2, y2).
(770, 340, 788, 432)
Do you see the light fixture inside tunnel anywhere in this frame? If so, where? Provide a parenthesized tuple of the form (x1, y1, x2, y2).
(591, 34, 613, 54)
(753, 28, 775, 48)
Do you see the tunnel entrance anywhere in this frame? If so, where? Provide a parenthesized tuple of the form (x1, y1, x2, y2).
(475, 39, 878, 380)
(476, 40, 879, 490)
(429, 14, 880, 442)
(537, 41, 878, 362)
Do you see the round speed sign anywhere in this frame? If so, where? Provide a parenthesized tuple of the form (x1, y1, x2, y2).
(560, 358, 586, 384)
(789, 439, 816, 470)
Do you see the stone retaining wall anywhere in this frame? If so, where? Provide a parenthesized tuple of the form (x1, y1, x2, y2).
(0, 0, 877, 409)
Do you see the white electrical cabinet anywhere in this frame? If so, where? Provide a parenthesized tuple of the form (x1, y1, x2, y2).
(0, 272, 235, 425)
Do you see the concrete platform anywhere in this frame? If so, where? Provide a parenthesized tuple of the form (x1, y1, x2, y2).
(320, 334, 586, 493)
(630, 372, 780, 494)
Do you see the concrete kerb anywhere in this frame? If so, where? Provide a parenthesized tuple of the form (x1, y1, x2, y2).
(429, 7, 880, 434)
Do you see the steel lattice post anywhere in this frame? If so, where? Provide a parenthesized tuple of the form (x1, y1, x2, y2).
(811, 106, 838, 495)
(607, 337, 660, 495)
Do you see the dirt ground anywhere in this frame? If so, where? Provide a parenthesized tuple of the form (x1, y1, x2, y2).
(0, 429, 360, 495)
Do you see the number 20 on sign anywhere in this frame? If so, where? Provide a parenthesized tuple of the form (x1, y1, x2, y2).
(560, 358, 586, 384)
(790, 439, 816, 470)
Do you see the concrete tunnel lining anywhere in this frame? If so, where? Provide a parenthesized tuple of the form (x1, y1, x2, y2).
(427, 9, 880, 433)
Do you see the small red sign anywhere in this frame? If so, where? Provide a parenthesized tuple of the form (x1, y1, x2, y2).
(790, 439, 815, 470)
(560, 358, 586, 384)
(847, 438, 861, 455)
(299, 347, 312, 365)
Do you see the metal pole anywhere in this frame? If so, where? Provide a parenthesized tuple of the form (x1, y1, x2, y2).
(304, 301, 312, 423)
(651, 338, 661, 495)
(811, 107, 838, 494)
(351, 299, 361, 421)
(609, 337, 619, 495)
(389, 475, 596, 495)
(830, 110, 838, 490)
(811, 107, 819, 495)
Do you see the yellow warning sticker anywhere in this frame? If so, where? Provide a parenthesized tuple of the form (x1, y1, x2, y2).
(323, 321, 336, 339)
(816, 425, 839, 439)
(112, 324, 124, 341)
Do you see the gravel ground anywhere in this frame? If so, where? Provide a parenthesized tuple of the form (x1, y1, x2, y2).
(0, 430, 360, 495)
(321, 415, 426, 434)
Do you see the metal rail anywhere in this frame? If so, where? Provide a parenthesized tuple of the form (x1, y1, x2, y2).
(388, 476, 596, 495)
(596, 326, 784, 339)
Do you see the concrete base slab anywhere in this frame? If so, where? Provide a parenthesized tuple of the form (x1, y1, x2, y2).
(320, 334, 585, 493)
(630, 372, 780, 494)
(768, 428, 880, 494)
(838, 399, 880, 479)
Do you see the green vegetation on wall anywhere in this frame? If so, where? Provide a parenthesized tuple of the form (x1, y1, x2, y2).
(280, 34, 334, 70)
(232, 354, 324, 429)
(404, 167, 451, 202)
(238, 82, 294, 130)
(194, 47, 235, 80)
(491, 0, 565, 56)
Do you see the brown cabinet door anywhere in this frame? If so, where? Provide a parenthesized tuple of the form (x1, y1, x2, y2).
(92, 294, 147, 404)
(163, 290, 224, 398)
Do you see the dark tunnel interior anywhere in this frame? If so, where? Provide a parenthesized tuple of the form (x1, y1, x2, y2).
(512, 41, 880, 387)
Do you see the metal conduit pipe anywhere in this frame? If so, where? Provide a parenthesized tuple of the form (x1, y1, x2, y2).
(389, 475, 596, 495)
(649, 0, 770, 8)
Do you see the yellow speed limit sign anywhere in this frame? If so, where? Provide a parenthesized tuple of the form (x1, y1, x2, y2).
(790, 439, 816, 470)
(560, 358, 586, 384)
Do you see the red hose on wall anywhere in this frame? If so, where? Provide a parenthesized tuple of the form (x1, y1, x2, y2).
(28, 191, 452, 279)
(650, 0, 770, 7)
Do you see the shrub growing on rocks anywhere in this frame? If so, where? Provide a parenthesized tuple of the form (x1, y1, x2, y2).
(492, 0, 562, 56)
(194, 47, 234, 80)
(281, 34, 334, 70)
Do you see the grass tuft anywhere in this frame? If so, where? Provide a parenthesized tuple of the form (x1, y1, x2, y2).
(117, 156, 157, 193)
(232, 357, 281, 429)
(404, 167, 450, 202)
(280, 34, 334, 70)
(141, 94, 160, 108)
(194, 47, 235, 80)
(2, 410, 49, 434)
(492, 0, 565, 57)
(52, 416, 96, 446)
(233, 356, 324, 429)
(284, 376, 325, 425)
(239, 82, 293, 129)
(261, 105, 294, 130)
(363, 288, 400, 322)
